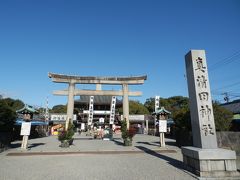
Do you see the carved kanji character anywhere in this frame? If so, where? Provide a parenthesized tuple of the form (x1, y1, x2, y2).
(197, 75, 207, 88)
(202, 124, 214, 136)
(199, 92, 209, 101)
(195, 57, 206, 73)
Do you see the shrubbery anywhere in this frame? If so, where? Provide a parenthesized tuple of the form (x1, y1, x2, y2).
(121, 119, 137, 140)
(58, 123, 75, 141)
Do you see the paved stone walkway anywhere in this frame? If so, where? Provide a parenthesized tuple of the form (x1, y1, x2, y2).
(6, 133, 181, 152)
(0, 133, 238, 180)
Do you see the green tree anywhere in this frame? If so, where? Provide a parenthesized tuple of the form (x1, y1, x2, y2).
(167, 96, 189, 109)
(144, 97, 155, 113)
(38, 107, 46, 114)
(2, 98, 24, 112)
(118, 100, 149, 115)
(144, 96, 188, 115)
(0, 100, 17, 132)
(144, 97, 171, 113)
(129, 101, 149, 114)
(51, 104, 67, 113)
(145, 96, 232, 131)
(173, 107, 191, 131)
(213, 102, 233, 131)
(172, 100, 233, 132)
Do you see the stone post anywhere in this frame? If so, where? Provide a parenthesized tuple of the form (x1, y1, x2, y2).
(182, 50, 238, 178)
(67, 82, 75, 123)
(159, 114, 166, 147)
(21, 135, 29, 149)
(146, 119, 148, 135)
(141, 121, 145, 134)
(122, 84, 129, 129)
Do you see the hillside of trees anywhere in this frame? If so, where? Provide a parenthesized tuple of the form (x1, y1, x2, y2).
(0, 95, 234, 133)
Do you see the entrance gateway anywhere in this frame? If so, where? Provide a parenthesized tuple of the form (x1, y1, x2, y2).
(48, 73, 147, 129)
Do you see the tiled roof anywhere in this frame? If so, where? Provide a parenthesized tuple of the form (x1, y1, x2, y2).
(16, 104, 38, 114)
(75, 95, 122, 105)
(152, 107, 171, 115)
(221, 100, 240, 114)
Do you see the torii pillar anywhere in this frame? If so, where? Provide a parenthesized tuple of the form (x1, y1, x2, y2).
(122, 84, 130, 128)
(66, 81, 75, 129)
(67, 82, 75, 120)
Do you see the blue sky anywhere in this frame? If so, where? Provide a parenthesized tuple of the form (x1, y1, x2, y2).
(0, 0, 239, 108)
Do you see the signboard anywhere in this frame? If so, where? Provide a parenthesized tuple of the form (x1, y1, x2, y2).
(20, 122, 31, 136)
(109, 96, 116, 125)
(83, 110, 110, 115)
(81, 123, 85, 130)
(51, 114, 77, 121)
(155, 96, 160, 112)
(99, 117, 104, 123)
(129, 115, 144, 121)
(159, 120, 167, 133)
(120, 115, 145, 121)
(155, 96, 160, 126)
(88, 96, 94, 125)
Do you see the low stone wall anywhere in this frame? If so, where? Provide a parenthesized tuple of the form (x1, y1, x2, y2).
(175, 130, 193, 147)
(175, 131, 240, 155)
(217, 131, 240, 155)
(0, 132, 12, 153)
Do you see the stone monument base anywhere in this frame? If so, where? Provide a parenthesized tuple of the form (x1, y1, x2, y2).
(182, 147, 239, 178)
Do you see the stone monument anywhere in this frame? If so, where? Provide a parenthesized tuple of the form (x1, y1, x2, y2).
(182, 50, 239, 178)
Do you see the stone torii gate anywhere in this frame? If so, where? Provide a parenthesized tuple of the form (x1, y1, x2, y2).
(48, 73, 147, 128)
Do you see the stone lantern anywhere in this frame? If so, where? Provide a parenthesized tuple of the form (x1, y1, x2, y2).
(16, 104, 38, 149)
(153, 107, 171, 147)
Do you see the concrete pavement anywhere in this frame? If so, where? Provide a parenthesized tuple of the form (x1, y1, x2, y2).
(0, 133, 236, 180)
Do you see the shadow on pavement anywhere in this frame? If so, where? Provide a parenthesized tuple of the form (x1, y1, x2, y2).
(165, 141, 177, 146)
(112, 138, 124, 146)
(136, 141, 159, 147)
(74, 138, 94, 140)
(112, 138, 122, 140)
(10, 143, 45, 149)
(10, 143, 22, 149)
(152, 141, 177, 146)
(135, 145, 185, 170)
(28, 143, 45, 148)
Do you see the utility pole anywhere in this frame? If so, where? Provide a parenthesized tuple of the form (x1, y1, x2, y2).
(223, 92, 229, 103)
